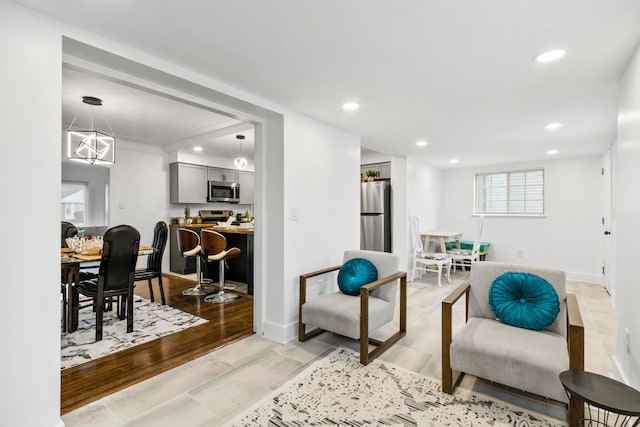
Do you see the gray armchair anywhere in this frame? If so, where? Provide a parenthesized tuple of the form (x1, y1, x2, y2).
(299, 250, 407, 365)
(442, 261, 584, 425)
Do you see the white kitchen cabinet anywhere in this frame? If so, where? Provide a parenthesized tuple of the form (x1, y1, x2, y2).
(361, 162, 391, 179)
(207, 167, 238, 183)
(238, 171, 255, 204)
(378, 162, 391, 179)
(170, 163, 207, 204)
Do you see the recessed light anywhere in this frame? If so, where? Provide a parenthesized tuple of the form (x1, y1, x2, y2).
(534, 49, 566, 63)
(193, 146, 203, 152)
(449, 159, 459, 164)
(547, 149, 559, 155)
(545, 122, 563, 130)
(416, 140, 428, 147)
(342, 102, 359, 111)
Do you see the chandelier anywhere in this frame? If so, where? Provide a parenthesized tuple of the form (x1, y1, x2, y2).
(67, 96, 116, 165)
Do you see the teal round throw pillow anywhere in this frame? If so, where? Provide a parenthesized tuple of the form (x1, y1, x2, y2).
(488, 272, 560, 331)
(337, 258, 378, 296)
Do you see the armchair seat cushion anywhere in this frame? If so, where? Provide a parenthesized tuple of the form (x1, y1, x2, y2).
(447, 249, 473, 256)
(450, 317, 569, 402)
(418, 252, 451, 261)
(301, 292, 393, 339)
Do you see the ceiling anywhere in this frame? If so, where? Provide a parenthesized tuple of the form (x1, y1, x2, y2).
(63, 68, 255, 160)
(19, 0, 640, 168)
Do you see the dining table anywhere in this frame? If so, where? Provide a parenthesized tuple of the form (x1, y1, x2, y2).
(60, 245, 154, 333)
(420, 230, 463, 253)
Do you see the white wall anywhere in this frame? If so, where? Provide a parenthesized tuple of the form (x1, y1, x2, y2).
(108, 140, 171, 270)
(391, 157, 409, 274)
(611, 42, 640, 388)
(0, 3, 64, 427)
(277, 112, 361, 341)
(406, 157, 443, 275)
(440, 156, 603, 283)
(407, 158, 443, 233)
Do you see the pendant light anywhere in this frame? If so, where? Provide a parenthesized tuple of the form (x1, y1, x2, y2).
(67, 96, 116, 165)
(233, 134, 248, 170)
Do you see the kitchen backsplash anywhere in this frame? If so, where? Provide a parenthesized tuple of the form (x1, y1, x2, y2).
(169, 202, 254, 219)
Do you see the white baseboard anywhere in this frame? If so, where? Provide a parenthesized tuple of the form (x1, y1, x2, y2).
(262, 320, 298, 344)
(566, 271, 602, 284)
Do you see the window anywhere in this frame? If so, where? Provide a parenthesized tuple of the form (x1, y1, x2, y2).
(61, 182, 88, 226)
(474, 169, 544, 216)
(62, 162, 109, 226)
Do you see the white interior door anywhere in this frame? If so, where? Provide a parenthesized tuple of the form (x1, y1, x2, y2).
(602, 146, 615, 295)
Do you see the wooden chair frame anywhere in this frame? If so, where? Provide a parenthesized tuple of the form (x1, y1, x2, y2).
(441, 281, 584, 426)
(299, 266, 407, 365)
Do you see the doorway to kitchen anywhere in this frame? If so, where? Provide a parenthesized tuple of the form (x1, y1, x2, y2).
(59, 36, 283, 412)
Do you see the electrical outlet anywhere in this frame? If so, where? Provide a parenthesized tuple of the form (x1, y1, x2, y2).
(625, 329, 631, 354)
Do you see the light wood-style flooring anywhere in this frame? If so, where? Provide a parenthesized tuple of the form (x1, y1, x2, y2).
(60, 272, 618, 426)
(61, 275, 254, 414)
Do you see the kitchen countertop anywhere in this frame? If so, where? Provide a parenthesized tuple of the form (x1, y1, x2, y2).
(170, 223, 254, 235)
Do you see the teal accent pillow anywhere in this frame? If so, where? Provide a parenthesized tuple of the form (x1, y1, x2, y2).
(337, 258, 378, 296)
(488, 272, 560, 331)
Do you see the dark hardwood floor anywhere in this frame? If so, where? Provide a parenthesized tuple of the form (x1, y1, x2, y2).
(61, 275, 254, 414)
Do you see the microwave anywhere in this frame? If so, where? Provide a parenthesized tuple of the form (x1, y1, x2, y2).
(207, 180, 240, 203)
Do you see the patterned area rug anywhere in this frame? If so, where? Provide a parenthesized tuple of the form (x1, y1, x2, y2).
(61, 296, 208, 370)
(227, 348, 566, 426)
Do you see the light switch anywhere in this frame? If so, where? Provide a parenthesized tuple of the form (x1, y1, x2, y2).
(291, 207, 299, 221)
(118, 201, 126, 210)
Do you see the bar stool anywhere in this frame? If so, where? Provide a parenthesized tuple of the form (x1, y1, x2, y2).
(201, 229, 241, 303)
(177, 228, 215, 296)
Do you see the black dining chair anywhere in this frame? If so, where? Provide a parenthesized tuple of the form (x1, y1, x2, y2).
(72, 224, 140, 341)
(61, 221, 79, 331)
(61, 221, 78, 247)
(62, 220, 99, 281)
(134, 221, 168, 305)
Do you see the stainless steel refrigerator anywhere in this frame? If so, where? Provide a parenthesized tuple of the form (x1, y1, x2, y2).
(360, 181, 391, 252)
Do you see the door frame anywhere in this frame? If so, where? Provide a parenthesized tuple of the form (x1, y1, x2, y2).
(602, 144, 615, 296)
(62, 38, 285, 335)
